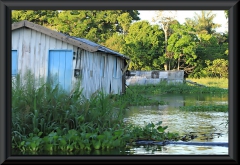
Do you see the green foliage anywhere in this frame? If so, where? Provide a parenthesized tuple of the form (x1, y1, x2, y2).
(126, 81, 228, 96)
(113, 86, 166, 107)
(185, 11, 221, 35)
(52, 10, 140, 44)
(13, 121, 180, 153)
(12, 10, 59, 29)
(12, 71, 227, 153)
(103, 33, 125, 53)
(186, 77, 228, 89)
(167, 23, 198, 73)
(179, 105, 228, 112)
(127, 121, 180, 142)
(12, 72, 128, 136)
(12, 71, 179, 153)
(121, 21, 165, 70)
(12, 10, 140, 44)
(204, 59, 228, 78)
(188, 32, 228, 78)
(224, 10, 229, 19)
(11, 10, 229, 79)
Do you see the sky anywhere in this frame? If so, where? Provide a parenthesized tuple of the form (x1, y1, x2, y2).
(138, 10, 228, 33)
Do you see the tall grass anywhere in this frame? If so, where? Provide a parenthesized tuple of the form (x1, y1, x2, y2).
(12, 72, 227, 153)
(125, 81, 228, 96)
(12, 71, 179, 153)
(186, 77, 228, 89)
(12, 71, 127, 137)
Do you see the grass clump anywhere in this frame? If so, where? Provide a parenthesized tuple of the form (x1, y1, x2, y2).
(179, 105, 228, 112)
(126, 81, 228, 96)
(11, 71, 179, 153)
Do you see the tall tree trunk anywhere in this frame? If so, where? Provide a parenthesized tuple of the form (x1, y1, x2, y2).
(164, 26, 168, 71)
(178, 57, 180, 70)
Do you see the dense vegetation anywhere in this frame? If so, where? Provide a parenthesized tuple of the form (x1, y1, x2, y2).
(11, 72, 178, 153)
(12, 72, 228, 153)
(12, 10, 228, 78)
(11, 10, 229, 153)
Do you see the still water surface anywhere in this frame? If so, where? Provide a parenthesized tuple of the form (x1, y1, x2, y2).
(123, 93, 228, 155)
(13, 93, 228, 155)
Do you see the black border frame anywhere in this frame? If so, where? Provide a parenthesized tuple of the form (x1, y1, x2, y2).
(0, 0, 238, 164)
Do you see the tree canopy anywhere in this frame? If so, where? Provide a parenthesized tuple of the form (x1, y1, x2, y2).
(121, 21, 165, 70)
(12, 10, 228, 78)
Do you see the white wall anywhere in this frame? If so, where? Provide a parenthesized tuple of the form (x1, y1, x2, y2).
(12, 27, 125, 98)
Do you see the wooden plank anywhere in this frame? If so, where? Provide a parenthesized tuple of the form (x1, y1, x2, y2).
(11, 30, 19, 50)
(121, 59, 131, 74)
(40, 33, 46, 78)
(35, 32, 41, 80)
(29, 29, 37, 79)
(18, 28, 23, 76)
(24, 20, 99, 52)
(12, 21, 25, 30)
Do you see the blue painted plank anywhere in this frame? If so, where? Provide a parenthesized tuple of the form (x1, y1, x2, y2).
(64, 51, 73, 92)
(48, 50, 72, 92)
(58, 51, 66, 91)
(12, 50, 18, 76)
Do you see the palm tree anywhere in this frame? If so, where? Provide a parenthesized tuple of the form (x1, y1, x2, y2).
(185, 11, 221, 35)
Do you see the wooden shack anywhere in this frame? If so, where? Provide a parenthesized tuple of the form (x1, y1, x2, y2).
(12, 20, 130, 98)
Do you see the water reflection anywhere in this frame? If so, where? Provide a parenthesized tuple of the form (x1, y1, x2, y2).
(123, 93, 228, 155)
(12, 93, 228, 155)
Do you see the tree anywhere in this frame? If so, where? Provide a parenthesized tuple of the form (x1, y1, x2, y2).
(167, 23, 198, 74)
(103, 33, 125, 53)
(12, 10, 140, 44)
(185, 11, 221, 35)
(12, 10, 59, 29)
(204, 59, 228, 78)
(122, 21, 165, 70)
(188, 33, 228, 78)
(152, 10, 177, 70)
(224, 10, 229, 19)
(52, 10, 140, 44)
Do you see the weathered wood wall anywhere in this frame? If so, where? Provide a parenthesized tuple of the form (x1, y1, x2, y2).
(75, 50, 124, 98)
(12, 27, 74, 82)
(12, 27, 124, 98)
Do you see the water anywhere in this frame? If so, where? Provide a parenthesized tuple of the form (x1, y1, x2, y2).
(12, 93, 228, 155)
(123, 93, 229, 155)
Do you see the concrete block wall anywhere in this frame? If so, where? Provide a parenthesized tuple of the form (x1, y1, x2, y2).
(126, 70, 184, 86)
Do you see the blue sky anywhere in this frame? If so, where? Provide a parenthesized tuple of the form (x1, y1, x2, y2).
(138, 10, 228, 33)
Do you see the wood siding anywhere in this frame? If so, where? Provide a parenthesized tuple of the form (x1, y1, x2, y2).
(72, 50, 124, 98)
(12, 27, 125, 98)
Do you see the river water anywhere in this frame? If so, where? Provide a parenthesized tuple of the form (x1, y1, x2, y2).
(12, 93, 228, 155)
(123, 93, 229, 155)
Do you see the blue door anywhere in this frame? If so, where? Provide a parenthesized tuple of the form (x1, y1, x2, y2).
(48, 50, 73, 92)
(12, 50, 18, 76)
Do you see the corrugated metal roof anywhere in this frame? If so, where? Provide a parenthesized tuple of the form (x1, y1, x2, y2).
(62, 34, 130, 60)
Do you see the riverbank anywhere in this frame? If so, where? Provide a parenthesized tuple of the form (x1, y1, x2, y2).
(12, 73, 228, 153)
(186, 77, 228, 89)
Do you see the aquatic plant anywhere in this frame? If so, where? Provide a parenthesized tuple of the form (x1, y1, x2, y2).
(12, 71, 178, 153)
(179, 105, 228, 112)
